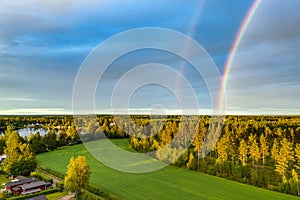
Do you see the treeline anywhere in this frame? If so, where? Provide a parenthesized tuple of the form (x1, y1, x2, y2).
(0, 125, 81, 155)
(0, 115, 74, 132)
(0, 115, 126, 156)
(126, 115, 300, 196)
(2, 115, 300, 196)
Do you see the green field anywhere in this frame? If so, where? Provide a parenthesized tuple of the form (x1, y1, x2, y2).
(46, 192, 68, 200)
(36, 139, 299, 200)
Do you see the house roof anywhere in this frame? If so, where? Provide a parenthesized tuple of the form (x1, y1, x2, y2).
(22, 188, 41, 195)
(12, 187, 21, 191)
(20, 181, 47, 190)
(6, 177, 35, 187)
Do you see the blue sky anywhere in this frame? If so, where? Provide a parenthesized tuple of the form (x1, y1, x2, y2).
(0, 0, 299, 115)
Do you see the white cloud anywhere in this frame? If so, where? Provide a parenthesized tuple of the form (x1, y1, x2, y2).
(95, 108, 215, 115)
(226, 0, 300, 114)
(0, 97, 36, 102)
(0, 108, 72, 115)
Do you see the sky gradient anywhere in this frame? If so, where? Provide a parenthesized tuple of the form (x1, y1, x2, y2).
(0, 0, 299, 115)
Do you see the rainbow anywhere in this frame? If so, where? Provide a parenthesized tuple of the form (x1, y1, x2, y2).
(175, 0, 206, 114)
(218, 0, 262, 113)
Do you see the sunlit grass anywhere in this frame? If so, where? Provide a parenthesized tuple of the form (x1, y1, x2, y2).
(46, 191, 68, 200)
(37, 139, 298, 200)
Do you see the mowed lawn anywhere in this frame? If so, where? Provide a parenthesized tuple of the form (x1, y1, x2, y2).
(36, 139, 299, 200)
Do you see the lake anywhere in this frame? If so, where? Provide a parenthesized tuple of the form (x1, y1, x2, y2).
(16, 128, 49, 138)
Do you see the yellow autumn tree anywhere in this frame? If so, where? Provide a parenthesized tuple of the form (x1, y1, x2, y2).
(260, 134, 269, 166)
(271, 138, 279, 163)
(275, 138, 294, 182)
(3, 130, 22, 173)
(294, 143, 300, 169)
(193, 121, 206, 170)
(248, 134, 260, 167)
(216, 135, 229, 164)
(64, 156, 90, 196)
(239, 139, 248, 166)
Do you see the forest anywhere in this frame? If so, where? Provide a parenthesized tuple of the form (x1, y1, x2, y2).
(126, 115, 300, 196)
(1, 115, 300, 197)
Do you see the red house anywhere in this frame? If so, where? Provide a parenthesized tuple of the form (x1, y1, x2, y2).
(5, 176, 48, 196)
(12, 181, 47, 195)
(5, 176, 35, 191)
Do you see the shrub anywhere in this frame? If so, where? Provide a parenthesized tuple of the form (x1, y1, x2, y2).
(56, 182, 64, 192)
(85, 185, 119, 200)
(77, 189, 105, 200)
(30, 171, 53, 184)
(30, 171, 38, 177)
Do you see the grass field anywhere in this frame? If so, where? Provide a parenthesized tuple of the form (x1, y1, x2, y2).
(46, 192, 68, 200)
(36, 139, 299, 200)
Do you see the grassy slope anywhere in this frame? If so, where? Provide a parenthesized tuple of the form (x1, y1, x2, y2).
(36, 139, 299, 200)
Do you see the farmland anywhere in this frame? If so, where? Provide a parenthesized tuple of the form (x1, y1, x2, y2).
(36, 139, 299, 200)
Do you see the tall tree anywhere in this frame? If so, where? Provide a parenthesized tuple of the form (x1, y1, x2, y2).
(9, 156, 37, 177)
(249, 134, 260, 167)
(291, 169, 300, 196)
(260, 134, 269, 166)
(42, 130, 57, 151)
(271, 138, 279, 163)
(0, 136, 5, 155)
(239, 139, 248, 166)
(66, 125, 79, 142)
(28, 132, 45, 154)
(4, 125, 15, 140)
(275, 138, 294, 181)
(3, 131, 21, 173)
(64, 156, 90, 197)
(216, 135, 229, 164)
(295, 143, 300, 169)
(193, 121, 206, 170)
(2, 127, 36, 176)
